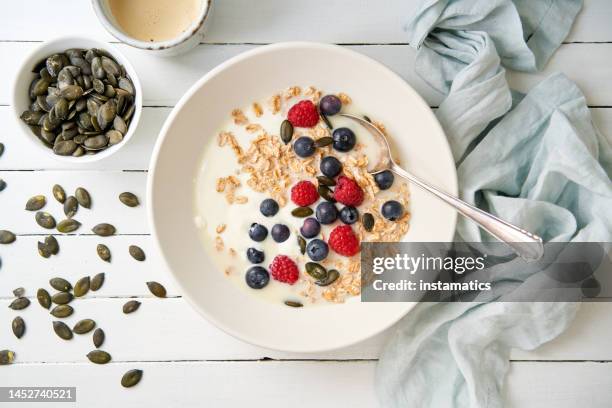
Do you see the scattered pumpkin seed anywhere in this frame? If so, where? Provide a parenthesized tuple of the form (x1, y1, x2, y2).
(9, 297, 30, 310)
(291, 207, 313, 217)
(0, 230, 16, 244)
(0, 179, 6, 191)
(87, 350, 111, 364)
(318, 185, 336, 202)
(92, 223, 115, 236)
(305, 262, 327, 280)
(0, 350, 15, 365)
(50, 277, 72, 292)
(38, 241, 52, 258)
(25, 195, 46, 211)
(57, 218, 81, 233)
(321, 114, 333, 129)
(53, 321, 73, 340)
(96, 244, 111, 262)
(314, 136, 333, 147)
(52, 292, 73, 305)
(146, 281, 166, 298)
(35, 211, 56, 229)
(12, 316, 25, 339)
(53, 184, 66, 203)
(0, 143, 4, 158)
(317, 175, 336, 186)
(362, 213, 375, 232)
(75, 187, 91, 208)
(119, 192, 139, 207)
(90, 273, 105, 292)
(63, 196, 78, 217)
(123, 300, 141, 314)
(280, 120, 294, 144)
(129, 245, 145, 261)
(284, 300, 303, 308)
(50, 304, 74, 318)
(44, 235, 59, 255)
(37, 288, 52, 309)
(121, 369, 143, 388)
(13, 287, 25, 297)
(316, 269, 340, 287)
(73, 319, 96, 334)
(74, 276, 91, 297)
(93, 328, 105, 348)
(297, 236, 306, 255)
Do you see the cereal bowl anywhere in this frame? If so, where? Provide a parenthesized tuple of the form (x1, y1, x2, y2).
(148, 42, 457, 352)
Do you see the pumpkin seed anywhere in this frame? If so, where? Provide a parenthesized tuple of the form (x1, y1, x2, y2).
(53, 140, 78, 156)
(0, 178, 6, 191)
(284, 300, 303, 308)
(119, 192, 139, 207)
(91, 273, 105, 291)
(363, 115, 372, 123)
(93, 328, 105, 348)
(146, 281, 166, 298)
(315, 269, 340, 287)
(50, 304, 74, 318)
(129, 245, 145, 261)
(97, 244, 111, 262)
(92, 223, 115, 236)
(297, 236, 306, 255)
(13, 287, 25, 297)
(63, 196, 78, 217)
(314, 136, 333, 147)
(9, 297, 30, 310)
(50, 277, 72, 292)
(87, 350, 111, 364)
(45, 235, 59, 255)
(280, 120, 294, 144)
(37, 288, 52, 309)
(75, 187, 91, 208)
(52, 184, 66, 203)
(123, 300, 141, 314)
(0, 230, 16, 244)
(0, 143, 4, 158)
(25, 195, 46, 211)
(38, 241, 52, 258)
(121, 369, 143, 388)
(57, 218, 81, 233)
(318, 185, 336, 202)
(291, 207, 313, 218)
(73, 319, 96, 334)
(53, 321, 73, 340)
(52, 292, 73, 305)
(0, 350, 15, 365)
(74, 276, 91, 297)
(12, 317, 25, 339)
(35, 211, 56, 229)
(362, 213, 375, 232)
(317, 175, 336, 186)
(321, 114, 333, 129)
(305, 262, 327, 280)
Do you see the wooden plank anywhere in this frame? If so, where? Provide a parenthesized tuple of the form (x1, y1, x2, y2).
(0, 0, 610, 43)
(1, 361, 611, 407)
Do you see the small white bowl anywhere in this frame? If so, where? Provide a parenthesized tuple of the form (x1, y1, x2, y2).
(11, 36, 142, 164)
(91, 0, 213, 56)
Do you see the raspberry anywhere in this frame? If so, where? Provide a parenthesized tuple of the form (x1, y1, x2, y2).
(333, 176, 364, 206)
(328, 225, 360, 257)
(291, 180, 319, 207)
(287, 100, 319, 128)
(269, 255, 299, 284)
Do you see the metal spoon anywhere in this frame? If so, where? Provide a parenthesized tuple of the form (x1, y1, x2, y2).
(340, 113, 544, 261)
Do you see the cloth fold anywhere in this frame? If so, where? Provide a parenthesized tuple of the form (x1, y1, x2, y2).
(375, 1, 612, 407)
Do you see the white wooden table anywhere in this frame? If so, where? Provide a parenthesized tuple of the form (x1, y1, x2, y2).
(1, 1, 611, 406)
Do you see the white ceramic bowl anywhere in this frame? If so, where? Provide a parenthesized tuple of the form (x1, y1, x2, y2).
(11, 36, 142, 164)
(91, 0, 213, 56)
(148, 42, 458, 353)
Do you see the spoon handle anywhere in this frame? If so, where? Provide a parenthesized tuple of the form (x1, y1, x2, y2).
(390, 163, 544, 261)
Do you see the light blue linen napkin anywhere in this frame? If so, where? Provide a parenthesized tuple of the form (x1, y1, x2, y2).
(376, 1, 612, 407)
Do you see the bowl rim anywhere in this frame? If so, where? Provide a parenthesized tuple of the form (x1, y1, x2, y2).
(10, 35, 143, 163)
(91, 0, 213, 51)
(147, 42, 458, 352)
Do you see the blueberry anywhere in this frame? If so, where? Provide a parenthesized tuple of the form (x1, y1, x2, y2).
(245, 266, 270, 289)
(300, 217, 321, 238)
(246, 247, 265, 264)
(381, 200, 404, 221)
(374, 170, 394, 190)
(271, 224, 290, 243)
(260, 198, 279, 217)
(339, 206, 359, 224)
(332, 128, 356, 152)
(249, 223, 268, 242)
(315, 202, 338, 224)
(306, 239, 329, 261)
(293, 136, 316, 158)
(319, 95, 342, 116)
(320, 156, 342, 178)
